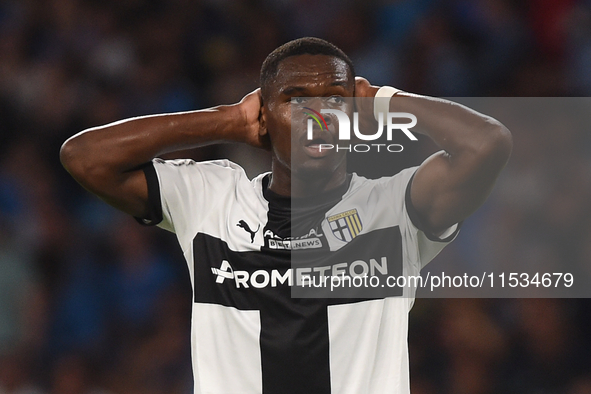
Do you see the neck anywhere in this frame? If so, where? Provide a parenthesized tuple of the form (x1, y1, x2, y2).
(268, 161, 348, 198)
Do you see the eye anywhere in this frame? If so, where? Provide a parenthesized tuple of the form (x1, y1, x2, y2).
(291, 97, 308, 104)
(327, 96, 345, 104)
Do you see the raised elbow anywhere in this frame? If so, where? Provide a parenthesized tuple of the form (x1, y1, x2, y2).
(60, 135, 87, 178)
(60, 137, 78, 174)
(60, 132, 106, 188)
(479, 120, 513, 168)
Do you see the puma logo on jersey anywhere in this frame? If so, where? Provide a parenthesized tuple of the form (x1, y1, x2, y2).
(237, 220, 260, 243)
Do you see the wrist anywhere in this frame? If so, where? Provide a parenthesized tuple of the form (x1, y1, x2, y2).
(373, 86, 403, 121)
(216, 104, 247, 143)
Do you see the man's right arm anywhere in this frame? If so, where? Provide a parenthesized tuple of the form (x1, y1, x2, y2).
(60, 89, 268, 219)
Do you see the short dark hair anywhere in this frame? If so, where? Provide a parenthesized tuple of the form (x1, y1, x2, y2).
(260, 37, 355, 99)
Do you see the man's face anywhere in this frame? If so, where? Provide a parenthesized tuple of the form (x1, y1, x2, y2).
(262, 54, 355, 180)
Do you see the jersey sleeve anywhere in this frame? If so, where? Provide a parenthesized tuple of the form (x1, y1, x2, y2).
(381, 167, 461, 270)
(136, 158, 244, 236)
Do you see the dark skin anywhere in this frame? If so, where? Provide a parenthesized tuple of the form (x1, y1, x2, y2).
(60, 54, 512, 235)
(262, 54, 355, 197)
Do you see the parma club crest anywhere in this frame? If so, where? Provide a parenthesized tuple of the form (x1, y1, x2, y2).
(327, 209, 363, 242)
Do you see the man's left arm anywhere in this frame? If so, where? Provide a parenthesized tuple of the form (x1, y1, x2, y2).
(356, 78, 513, 236)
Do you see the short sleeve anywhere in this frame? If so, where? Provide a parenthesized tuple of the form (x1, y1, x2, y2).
(135, 158, 245, 235)
(135, 162, 163, 227)
(381, 167, 461, 270)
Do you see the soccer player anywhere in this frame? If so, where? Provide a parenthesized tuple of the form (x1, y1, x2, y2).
(60, 37, 512, 394)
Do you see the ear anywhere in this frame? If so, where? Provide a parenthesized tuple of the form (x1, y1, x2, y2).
(257, 103, 272, 151)
(259, 104, 268, 137)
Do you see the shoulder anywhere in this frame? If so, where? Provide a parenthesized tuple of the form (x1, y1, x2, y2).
(154, 158, 269, 202)
(334, 168, 418, 232)
(148, 158, 268, 234)
(348, 167, 418, 196)
(152, 158, 253, 185)
(154, 157, 246, 172)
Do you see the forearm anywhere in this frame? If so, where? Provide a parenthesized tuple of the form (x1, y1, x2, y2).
(355, 77, 512, 232)
(59, 104, 247, 218)
(60, 105, 242, 176)
(390, 92, 512, 233)
(59, 88, 263, 218)
(390, 93, 511, 161)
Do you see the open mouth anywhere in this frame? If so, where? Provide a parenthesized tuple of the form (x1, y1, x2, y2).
(305, 138, 328, 148)
(302, 135, 334, 158)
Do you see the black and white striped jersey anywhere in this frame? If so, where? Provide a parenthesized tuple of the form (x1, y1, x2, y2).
(140, 158, 459, 394)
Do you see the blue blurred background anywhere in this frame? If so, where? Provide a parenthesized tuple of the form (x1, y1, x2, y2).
(1, 0, 591, 393)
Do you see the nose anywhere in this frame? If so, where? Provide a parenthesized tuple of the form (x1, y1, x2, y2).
(303, 99, 334, 127)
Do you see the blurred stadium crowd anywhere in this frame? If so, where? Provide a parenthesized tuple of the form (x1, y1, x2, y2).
(1, 0, 591, 393)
